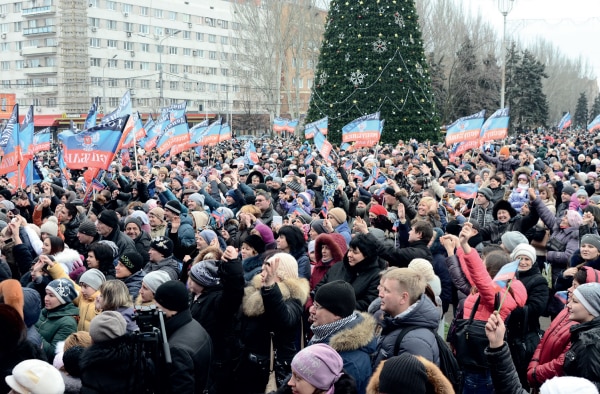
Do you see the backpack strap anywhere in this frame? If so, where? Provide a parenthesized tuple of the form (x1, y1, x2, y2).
(393, 325, 421, 356)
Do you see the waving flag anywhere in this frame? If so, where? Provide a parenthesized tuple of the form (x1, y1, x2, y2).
(20, 105, 34, 160)
(304, 117, 328, 139)
(494, 259, 519, 289)
(342, 112, 381, 148)
(196, 118, 222, 147)
(588, 114, 600, 132)
(31, 128, 52, 155)
(320, 196, 329, 218)
(343, 159, 353, 172)
(60, 115, 129, 170)
(100, 91, 132, 125)
(480, 108, 510, 143)
(244, 141, 259, 165)
(557, 112, 572, 131)
(84, 102, 98, 130)
(454, 183, 478, 200)
(122, 112, 147, 149)
(219, 122, 232, 142)
(314, 128, 333, 163)
(445, 110, 486, 146)
(144, 110, 170, 151)
(273, 117, 288, 133)
(139, 114, 158, 151)
(57, 149, 70, 188)
(0, 105, 20, 175)
(340, 142, 352, 151)
(188, 120, 209, 148)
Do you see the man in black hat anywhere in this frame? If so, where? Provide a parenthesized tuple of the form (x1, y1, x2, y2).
(154, 280, 212, 394)
(557, 185, 576, 218)
(96, 210, 137, 255)
(144, 236, 180, 280)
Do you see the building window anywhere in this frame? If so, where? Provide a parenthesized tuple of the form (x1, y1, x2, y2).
(220, 20, 228, 29)
(169, 81, 178, 90)
(209, 84, 217, 92)
(208, 67, 217, 75)
(232, 85, 240, 93)
(183, 31, 190, 40)
(169, 64, 178, 73)
(196, 32, 204, 41)
(124, 22, 133, 32)
(108, 78, 118, 87)
(0, 43, 9, 52)
(141, 43, 149, 52)
(220, 52, 228, 60)
(106, 20, 117, 30)
(106, 1, 116, 11)
(232, 22, 240, 30)
(154, 9, 163, 18)
(124, 60, 133, 69)
(46, 97, 57, 107)
(208, 34, 216, 43)
(91, 77, 102, 86)
(308, 79, 313, 88)
(183, 48, 191, 56)
(14, 22, 21, 32)
(109, 97, 119, 107)
(168, 46, 177, 55)
(139, 24, 149, 34)
(89, 0, 98, 7)
(107, 59, 118, 68)
(221, 68, 228, 77)
(90, 58, 101, 67)
(195, 49, 204, 58)
(124, 41, 134, 51)
(140, 62, 149, 70)
(220, 84, 228, 92)
(140, 79, 150, 88)
(89, 17, 99, 27)
(125, 79, 134, 88)
(183, 65, 191, 73)
(14, 3, 22, 12)
(90, 38, 101, 47)
(122, 3, 132, 13)
(197, 82, 205, 91)
(183, 82, 192, 91)
(231, 37, 239, 46)
(107, 39, 117, 48)
(140, 6, 148, 16)
(32, 98, 41, 107)
(208, 51, 216, 60)
(168, 11, 176, 20)
(15, 60, 24, 69)
(220, 36, 228, 45)
(154, 26, 163, 36)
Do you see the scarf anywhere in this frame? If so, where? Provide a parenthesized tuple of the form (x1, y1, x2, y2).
(310, 312, 358, 345)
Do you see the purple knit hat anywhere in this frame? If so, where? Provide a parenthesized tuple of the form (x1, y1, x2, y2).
(291, 344, 343, 394)
(254, 222, 275, 244)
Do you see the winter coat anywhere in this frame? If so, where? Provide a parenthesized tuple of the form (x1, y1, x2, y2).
(457, 247, 528, 322)
(564, 316, 600, 389)
(527, 308, 575, 388)
(142, 256, 180, 281)
(166, 213, 199, 261)
(79, 335, 138, 394)
(310, 312, 377, 394)
(314, 254, 382, 312)
(290, 249, 311, 281)
(555, 254, 600, 291)
(512, 266, 548, 333)
(132, 230, 151, 263)
(485, 342, 529, 394)
(489, 185, 507, 204)
(159, 309, 213, 394)
(189, 259, 244, 362)
(334, 221, 352, 245)
(0, 340, 46, 394)
(232, 274, 309, 393)
(63, 215, 82, 252)
(35, 302, 79, 360)
(445, 254, 472, 300)
(121, 270, 144, 300)
(100, 228, 137, 256)
(479, 211, 539, 245)
(373, 294, 441, 368)
(242, 253, 264, 284)
(470, 202, 495, 229)
(53, 248, 83, 276)
(379, 240, 434, 268)
(306, 233, 348, 310)
(479, 151, 521, 181)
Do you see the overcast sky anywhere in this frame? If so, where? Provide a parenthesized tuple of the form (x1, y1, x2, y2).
(463, 0, 600, 81)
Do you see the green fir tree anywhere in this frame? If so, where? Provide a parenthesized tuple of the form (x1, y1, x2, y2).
(306, 0, 440, 145)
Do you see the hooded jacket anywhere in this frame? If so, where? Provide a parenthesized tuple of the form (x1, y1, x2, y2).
(563, 317, 600, 389)
(310, 233, 348, 291)
(35, 302, 79, 360)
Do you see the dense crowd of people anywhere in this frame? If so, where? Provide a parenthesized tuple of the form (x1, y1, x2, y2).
(3, 127, 600, 393)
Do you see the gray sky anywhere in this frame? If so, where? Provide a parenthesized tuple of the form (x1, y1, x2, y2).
(464, 0, 600, 81)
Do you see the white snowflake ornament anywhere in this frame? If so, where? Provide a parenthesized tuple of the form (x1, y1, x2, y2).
(372, 38, 387, 53)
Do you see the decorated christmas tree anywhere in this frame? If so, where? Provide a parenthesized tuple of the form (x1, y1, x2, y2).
(306, 0, 440, 145)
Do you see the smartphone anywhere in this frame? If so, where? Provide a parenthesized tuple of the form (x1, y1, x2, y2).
(272, 216, 283, 227)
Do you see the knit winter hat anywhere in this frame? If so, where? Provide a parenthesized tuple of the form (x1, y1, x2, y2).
(129, 210, 150, 226)
(149, 207, 165, 222)
(188, 193, 205, 207)
(164, 200, 183, 215)
(499, 146, 510, 156)
(270, 253, 299, 280)
(314, 280, 356, 318)
(119, 251, 145, 274)
(377, 353, 429, 394)
(565, 210, 583, 227)
(189, 260, 221, 288)
(46, 279, 78, 305)
(199, 229, 218, 245)
(254, 222, 275, 244)
(40, 216, 59, 237)
(500, 231, 529, 252)
(89, 311, 127, 343)
(243, 234, 266, 254)
(478, 187, 493, 202)
(384, 187, 396, 196)
(369, 204, 388, 217)
(97, 210, 119, 229)
(328, 207, 347, 224)
(310, 219, 328, 235)
(125, 216, 142, 231)
(79, 268, 106, 291)
(291, 344, 344, 393)
(562, 186, 576, 196)
(286, 180, 305, 194)
(510, 244, 537, 265)
(581, 234, 600, 252)
(142, 270, 171, 294)
(573, 283, 600, 317)
(155, 280, 189, 312)
(78, 220, 98, 237)
(539, 376, 599, 394)
(150, 236, 174, 257)
(5, 359, 65, 394)
(577, 189, 589, 198)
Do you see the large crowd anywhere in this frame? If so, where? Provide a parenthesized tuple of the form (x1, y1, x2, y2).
(3, 127, 600, 393)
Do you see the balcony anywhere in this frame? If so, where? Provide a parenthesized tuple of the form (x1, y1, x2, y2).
(21, 46, 57, 56)
(23, 66, 57, 75)
(23, 26, 55, 36)
(22, 5, 56, 16)
(25, 86, 58, 96)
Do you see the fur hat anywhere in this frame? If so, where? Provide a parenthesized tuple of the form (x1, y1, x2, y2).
(510, 244, 537, 265)
(142, 270, 171, 293)
(328, 207, 347, 224)
(97, 210, 119, 229)
(539, 376, 599, 394)
(5, 359, 65, 394)
(565, 210, 583, 228)
(79, 269, 106, 291)
(119, 252, 144, 275)
(314, 280, 356, 318)
(155, 280, 189, 312)
(150, 236, 174, 257)
(189, 260, 221, 288)
(46, 279, 78, 305)
(409, 258, 442, 296)
(501, 231, 528, 253)
(581, 234, 600, 252)
(573, 283, 600, 317)
(78, 220, 97, 237)
(242, 234, 266, 254)
(164, 200, 183, 215)
(478, 187, 493, 202)
(89, 311, 127, 342)
(492, 200, 517, 220)
(291, 344, 344, 392)
(40, 216, 59, 237)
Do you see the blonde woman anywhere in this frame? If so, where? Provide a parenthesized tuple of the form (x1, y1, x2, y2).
(413, 196, 442, 228)
(95, 280, 138, 332)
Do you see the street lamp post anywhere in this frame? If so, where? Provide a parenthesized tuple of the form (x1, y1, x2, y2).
(158, 30, 181, 108)
(497, 0, 514, 109)
(102, 54, 118, 112)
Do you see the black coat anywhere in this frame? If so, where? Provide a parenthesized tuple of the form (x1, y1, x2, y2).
(79, 336, 138, 394)
(485, 343, 529, 394)
(314, 254, 382, 312)
(0, 340, 46, 394)
(380, 240, 434, 268)
(512, 267, 549, 332)
(162, 310, 213, 394)
(63, 215, 82, 252)
(564, 317, 600, 390)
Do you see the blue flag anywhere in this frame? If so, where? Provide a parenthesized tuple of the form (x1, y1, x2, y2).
(0, 104, 20, 175)
(480, 108, 509, 143)
(84, 102, 98, 130)
(445, 110, 486, 146)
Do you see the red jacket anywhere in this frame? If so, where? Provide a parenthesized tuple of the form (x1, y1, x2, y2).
(457, 247, 527, 322)
(306, 233, 348, 311)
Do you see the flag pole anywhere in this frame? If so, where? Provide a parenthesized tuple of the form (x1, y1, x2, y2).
(133, 135, 139, 177)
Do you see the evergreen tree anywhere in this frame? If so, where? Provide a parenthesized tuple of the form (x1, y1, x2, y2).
(449, 37, 478, 120)
(504, 42, 521, 132)
(479, 53, 502, 114)
(427, 52, 448, 123)
(305, 0, 440, 144)
(590, 95, 600, 119)
(574, 92, 589, 129)
(510, 49, 548, 129)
